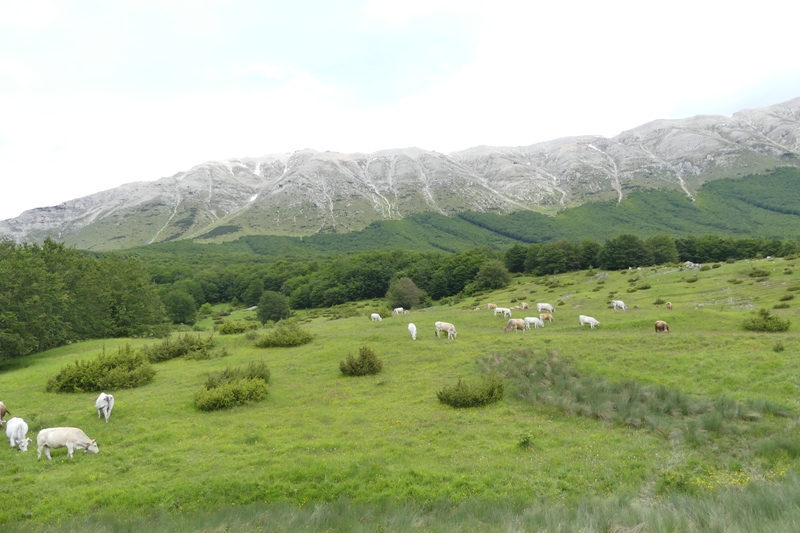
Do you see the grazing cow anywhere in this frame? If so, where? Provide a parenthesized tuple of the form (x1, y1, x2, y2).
(611, 300, 628, 311)
(408, 323, 417, 340)
(539, 313, 554, 323)
(655, 320, 670, 333)
(487, 303, 497, 311)
(37, 427, 99, 460)
(393, 307, 404, 315)
(520, 302, 530, 309)
(0, 401, 8, 426)
(6, 417, 31, 452)
(579, 315, 600, 329)
(95, 392, 114, 423)
(434, 321, 457, 340)
(666, 302, 673, 311)
(524, 317, 545, 329)
(537, 303, 556, 313)
(494, 307, 512, 318)
(504, 318, 527, 332)
(370, 313, 382, 322)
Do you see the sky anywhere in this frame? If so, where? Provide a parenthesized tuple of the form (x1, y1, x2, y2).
(1, 0, 799, 221)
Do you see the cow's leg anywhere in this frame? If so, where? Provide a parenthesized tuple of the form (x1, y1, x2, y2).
(45, 446, 52, 460)
(66, 443, 74, 458)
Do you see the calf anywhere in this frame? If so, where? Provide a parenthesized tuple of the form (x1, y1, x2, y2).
(370, 313, 382, 322)
(434, 321, 457, 340)
(611, 300, 628, 311)
(494, 307, 512, 318)
(37, 427, 99, 460)
(487, 303, 497, 311)
(655, 320, 670, 333)
(520, 302, 530, 309)
(504, 318, 527, 332)
(408, 323, 417, 340)
(96, 392, 115, 423)
(539, 313, 554, 323)
(666, 302, 673, 311)
(579, 315, 600, 329)
(6, 417, 31, 452)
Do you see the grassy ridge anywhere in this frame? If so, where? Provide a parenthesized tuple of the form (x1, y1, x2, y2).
(2, 257, 800, 528)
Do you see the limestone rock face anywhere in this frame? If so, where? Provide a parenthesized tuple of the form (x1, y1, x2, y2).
(2, 98, 799, 250)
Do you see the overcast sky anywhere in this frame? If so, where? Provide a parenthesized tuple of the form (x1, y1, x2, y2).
(1, 0, 799, 221)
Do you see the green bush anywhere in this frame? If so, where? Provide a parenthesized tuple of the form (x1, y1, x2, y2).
(254, 321, 313, 348)
(780, 294, 795, 301)
(140, 334, 218, 363)
(698, 264, 711, 271)
(748, 268, 771, 278)
(773, 303, 791, 309)
(711, 263, 722, 269)
(437, 375, 504, 408)
(742, 309, 790, 332)
(218, 321, 252, 335)
(653, 298, 666, 305)
(193, 378, 269, 411)
(205, 360, 271, 389)
(46, 345, 155, 393)
(340, 346, 383, 377)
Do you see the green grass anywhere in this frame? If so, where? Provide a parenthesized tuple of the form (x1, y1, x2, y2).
(3, 258, 800, 528)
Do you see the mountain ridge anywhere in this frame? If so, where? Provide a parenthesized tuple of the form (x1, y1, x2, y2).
(2, 97, 799, 250)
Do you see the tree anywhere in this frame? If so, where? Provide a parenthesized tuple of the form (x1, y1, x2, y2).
(599, 234, 654, 270)
(257, 291, 291, 324)
(385, 277, 424, 309)
(536, 243, 567, 275)
(645, 235, 679, 265)
(504, 244, 528, 273)
(466, 260, 512, 293)
(163, 290, 197, 325)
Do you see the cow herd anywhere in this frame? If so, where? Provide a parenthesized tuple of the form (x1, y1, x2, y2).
(2, 392, 112, 460)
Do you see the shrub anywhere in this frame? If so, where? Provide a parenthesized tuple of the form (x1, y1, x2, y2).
(788, 285, 800, 292)
(140, 334, 218, 363)
(340, 346, 383, 377)
(711, 263, 722, 269)
(780, 294, 795, 301)
(699, 264, 711, 271)
(774, 342, 786, 353)
(218, 321, 251, 335)
(653, 298, 666, 305)
(748, 268, 771, 278)
(255, 321, 313, 348)
(773, 303, 791, 309)
(205, 360, 271, 389)
(742, 309, 790, 332)
(685, 276, 698, 283)
(46, 345, 155, 392)
(437, 375, 504, 408)
(194, 378, 269, 411)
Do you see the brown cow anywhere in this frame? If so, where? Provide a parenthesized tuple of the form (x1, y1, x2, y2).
(539, 313, 554, 323)
(504, 318, 527, 332)
(0, 401, 8, 427)
(487, 303, 497, 311)
(655, 320, 669, 333)
(520, 302, 530, 309)
(666, 302, 673, 311)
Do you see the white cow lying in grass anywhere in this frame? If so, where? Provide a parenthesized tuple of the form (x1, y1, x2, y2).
(96, 392, 114, 423)
(537, 303, 555, 313)
(524, 317, 545, 329)
(370, 313, 382, 322)
(6, 417, 31, 452)
(494, 307, 512, 318)
(37, 427, 99, 460)
(611, 300, 628, 311)
(408, 323, 417, 340)
(579, 315, 600, 329)
(434, 321, 457, 339)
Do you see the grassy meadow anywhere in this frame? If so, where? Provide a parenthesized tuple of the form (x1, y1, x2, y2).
(4, 257, 800, 530)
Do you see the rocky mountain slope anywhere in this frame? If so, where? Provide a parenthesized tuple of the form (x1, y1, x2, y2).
(2, 98, 799, 250)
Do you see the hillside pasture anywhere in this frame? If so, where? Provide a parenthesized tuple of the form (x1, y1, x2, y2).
(2, 258, 800, 529)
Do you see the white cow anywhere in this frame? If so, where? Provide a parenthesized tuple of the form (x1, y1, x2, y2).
(408, 323, 417, 340)
(370, 313, 382, 322)
(579, 315, 600, 329)
(96, 392, 115, 423)
(6, 417, 31, 452)
(537, 303, 556, 313)
(524, 316, 545, 329)
(434, 321, 457, 340)
(37, 427, 99, 460)
(494, 307, 512, 318)
(504, 318, 527, 332)
(393, 307, 404, 315)
(611, 300, 628, 311)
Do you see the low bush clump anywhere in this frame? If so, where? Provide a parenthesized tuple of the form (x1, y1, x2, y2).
(773, 303, 791, 309)
(254, 321, 313, 348)
(340, 346, 383, 376)
(742, 309, 790, 332)
(699, 264, 711, 271)
(194, 360, 271, 411)
(140, 334, 220, 362)
(437, 375, 504, 408)
(46, 345, 155, 392)
(780, 294, 795, 301)
(748, 268, 771, 278)
(218, 320, 253, 334)
(653, 298, 666, 305)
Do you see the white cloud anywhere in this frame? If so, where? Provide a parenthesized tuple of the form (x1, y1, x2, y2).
(0, 58, 40, 85)
(0, 0, 58, 30)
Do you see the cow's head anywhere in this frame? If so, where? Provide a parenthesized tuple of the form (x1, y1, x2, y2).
(18, 437, 31, 452)
(84, 440, 100, 455)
